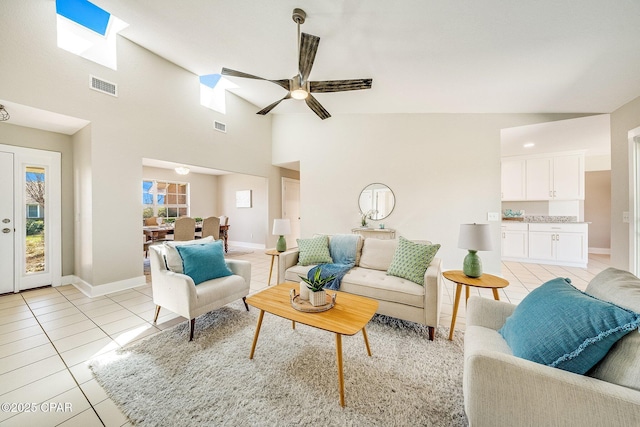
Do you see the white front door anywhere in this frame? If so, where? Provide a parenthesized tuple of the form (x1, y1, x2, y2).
(0, 151, 15, 293)
(0, 144, 61, 292)
(282, 178, 300, 249)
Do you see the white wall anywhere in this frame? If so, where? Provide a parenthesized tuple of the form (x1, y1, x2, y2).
(1, 1, 275, 289)
(273, 113, 588, 275)
(610, 95, 640, 269)
(217, 174, 269, 247)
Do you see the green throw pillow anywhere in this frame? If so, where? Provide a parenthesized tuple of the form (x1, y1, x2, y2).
(387, 237, 440, 285)
(297, 235, 333, 266)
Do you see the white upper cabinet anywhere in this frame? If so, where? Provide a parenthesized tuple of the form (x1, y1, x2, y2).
(552, 155, 584, 200)
(525, 157, 553, 200)
(501, 152, 584, 201)
(501, 159, 526, 201)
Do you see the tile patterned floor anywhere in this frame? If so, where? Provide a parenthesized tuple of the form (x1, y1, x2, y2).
(0, 249, 610, 426)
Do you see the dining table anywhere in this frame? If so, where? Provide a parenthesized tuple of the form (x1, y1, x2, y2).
(143, 224, 230, 253)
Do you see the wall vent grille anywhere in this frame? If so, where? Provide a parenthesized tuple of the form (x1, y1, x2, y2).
(214, 121, 227, 133)
(89, 75, 118, 97)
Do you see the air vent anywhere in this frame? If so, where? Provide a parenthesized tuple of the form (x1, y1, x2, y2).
(214, 121, 227, 133)
(89, 75, 117, 97)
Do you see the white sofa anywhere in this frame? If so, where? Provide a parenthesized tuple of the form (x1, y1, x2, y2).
(278, 237, 443, 340)
(463, 267, 640, 426)
(149, 245, 251, 341)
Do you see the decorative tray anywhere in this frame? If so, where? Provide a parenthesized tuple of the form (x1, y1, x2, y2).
(289, 289, 337, 313)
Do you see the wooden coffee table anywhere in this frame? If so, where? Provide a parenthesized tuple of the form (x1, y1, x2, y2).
(245, 283, 379, 407)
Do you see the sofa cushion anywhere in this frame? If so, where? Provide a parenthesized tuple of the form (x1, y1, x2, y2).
(386, 236, 440, 285)
(341, 267, 425, 308)
(297, 235, 333, 266)
(585, 268, 640, 391)
(175, 240, 233, 285)
(498, 277, 640, 375)
(164, 236, 214, 273)
(358, 239, 398, 271)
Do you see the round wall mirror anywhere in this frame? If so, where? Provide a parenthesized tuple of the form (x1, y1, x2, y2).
(358, 183, 395, 221)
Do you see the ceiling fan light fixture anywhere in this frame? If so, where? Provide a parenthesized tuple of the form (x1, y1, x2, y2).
(290, 76, 308, 100)
(291, 89, 308, 100)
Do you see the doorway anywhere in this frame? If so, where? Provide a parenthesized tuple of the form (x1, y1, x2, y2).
(629, 128, 640, 277)
(282, 177, 300, 248)
(0, 144, 61, 293)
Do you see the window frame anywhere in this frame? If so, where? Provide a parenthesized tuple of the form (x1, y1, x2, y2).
(142, 179, 190, 220)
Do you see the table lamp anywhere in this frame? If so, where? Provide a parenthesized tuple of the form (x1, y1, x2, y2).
(458, 223, 493, 278)
(273, 219, 291, 252)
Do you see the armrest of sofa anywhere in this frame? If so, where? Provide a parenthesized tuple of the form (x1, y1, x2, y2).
(467, 296, 516, 331)
(464, 329, 640, 426)
(225, 259, 251, 287)
(277, 248, 300, 283)
(423, 258, 443, 327)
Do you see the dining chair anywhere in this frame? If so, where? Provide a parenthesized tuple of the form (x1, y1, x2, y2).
(173, 217, 196, 241)
(219, 215, 229, 226)
(144, 217, 158, 226)
(202, 216, 220, 239)
(143, 235, 153, 257)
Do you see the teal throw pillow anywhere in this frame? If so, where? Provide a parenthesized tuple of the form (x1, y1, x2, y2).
(297, 235, 333, 266)
(498, 277, 640, 374)
(386, 236, 440, 285)
(175, 240, 233, 285)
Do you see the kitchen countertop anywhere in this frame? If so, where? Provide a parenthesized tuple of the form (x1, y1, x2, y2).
(502, 215, 590, 224)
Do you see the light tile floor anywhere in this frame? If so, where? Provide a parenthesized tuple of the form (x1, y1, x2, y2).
(0, 249, 610, 426)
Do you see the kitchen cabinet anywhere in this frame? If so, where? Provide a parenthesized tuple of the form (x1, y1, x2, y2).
(501, 222, 588, 267)
(527, 223, 588, 266)
(501, 223, 528, 258)
(525, 154, 584, 200)
(501, 159, 526, 201)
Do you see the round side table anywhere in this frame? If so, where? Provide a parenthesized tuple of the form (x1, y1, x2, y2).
(443, 270, 509, 340)
(265, 249, 281, 286)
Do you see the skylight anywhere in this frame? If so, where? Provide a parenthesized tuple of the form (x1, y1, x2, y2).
(56, 0, 110, 35)
(56, 0, 128, 70)
(199, 74, 238, 114)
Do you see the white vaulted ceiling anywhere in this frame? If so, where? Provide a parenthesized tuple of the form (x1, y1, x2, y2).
(90, 0, 640, 116)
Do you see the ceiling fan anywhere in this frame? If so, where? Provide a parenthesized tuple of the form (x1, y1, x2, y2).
(221, 8, 372, 120)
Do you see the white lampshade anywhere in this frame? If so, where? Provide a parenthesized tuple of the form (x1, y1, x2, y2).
(458, 223, 493, 251)
(272, 219, 291, 235)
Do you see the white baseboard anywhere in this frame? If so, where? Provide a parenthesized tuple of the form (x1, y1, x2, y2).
(228, 241, 266, 250)
(588, 247, 611, 255)
(67, 275, 147, 298)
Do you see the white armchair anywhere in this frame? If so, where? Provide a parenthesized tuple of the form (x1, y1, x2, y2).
(149, 245, 251, 340)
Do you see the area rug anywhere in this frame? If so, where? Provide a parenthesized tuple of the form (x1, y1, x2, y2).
(90, 300, 467, 426)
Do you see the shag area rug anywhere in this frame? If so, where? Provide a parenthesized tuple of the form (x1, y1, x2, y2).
(90, 300, 467, 426)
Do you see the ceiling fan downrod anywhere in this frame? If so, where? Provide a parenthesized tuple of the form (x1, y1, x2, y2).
(291, 8, 309, 99)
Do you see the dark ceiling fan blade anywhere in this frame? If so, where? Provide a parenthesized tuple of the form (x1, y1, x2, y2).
(310, 79, 373, 93)
(305, 94, 331, 120)
(298, 33, 320, 81)
(256, 94, 291, 115)
(221, 67, 290, 91)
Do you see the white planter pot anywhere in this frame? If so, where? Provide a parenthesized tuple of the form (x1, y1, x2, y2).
(299, 283, 309, 300)
(309, 290, 326, 307)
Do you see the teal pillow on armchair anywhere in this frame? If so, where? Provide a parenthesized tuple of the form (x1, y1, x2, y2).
(499, 277, 640, 374)
(176, 240, 233, 285)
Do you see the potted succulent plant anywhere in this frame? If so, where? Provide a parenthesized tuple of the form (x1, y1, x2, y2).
(299, 267, 336, 306)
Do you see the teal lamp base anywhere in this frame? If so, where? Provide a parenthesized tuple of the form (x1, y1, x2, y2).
(276, 235, 287, 252)
(463, 250, 483, 278)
